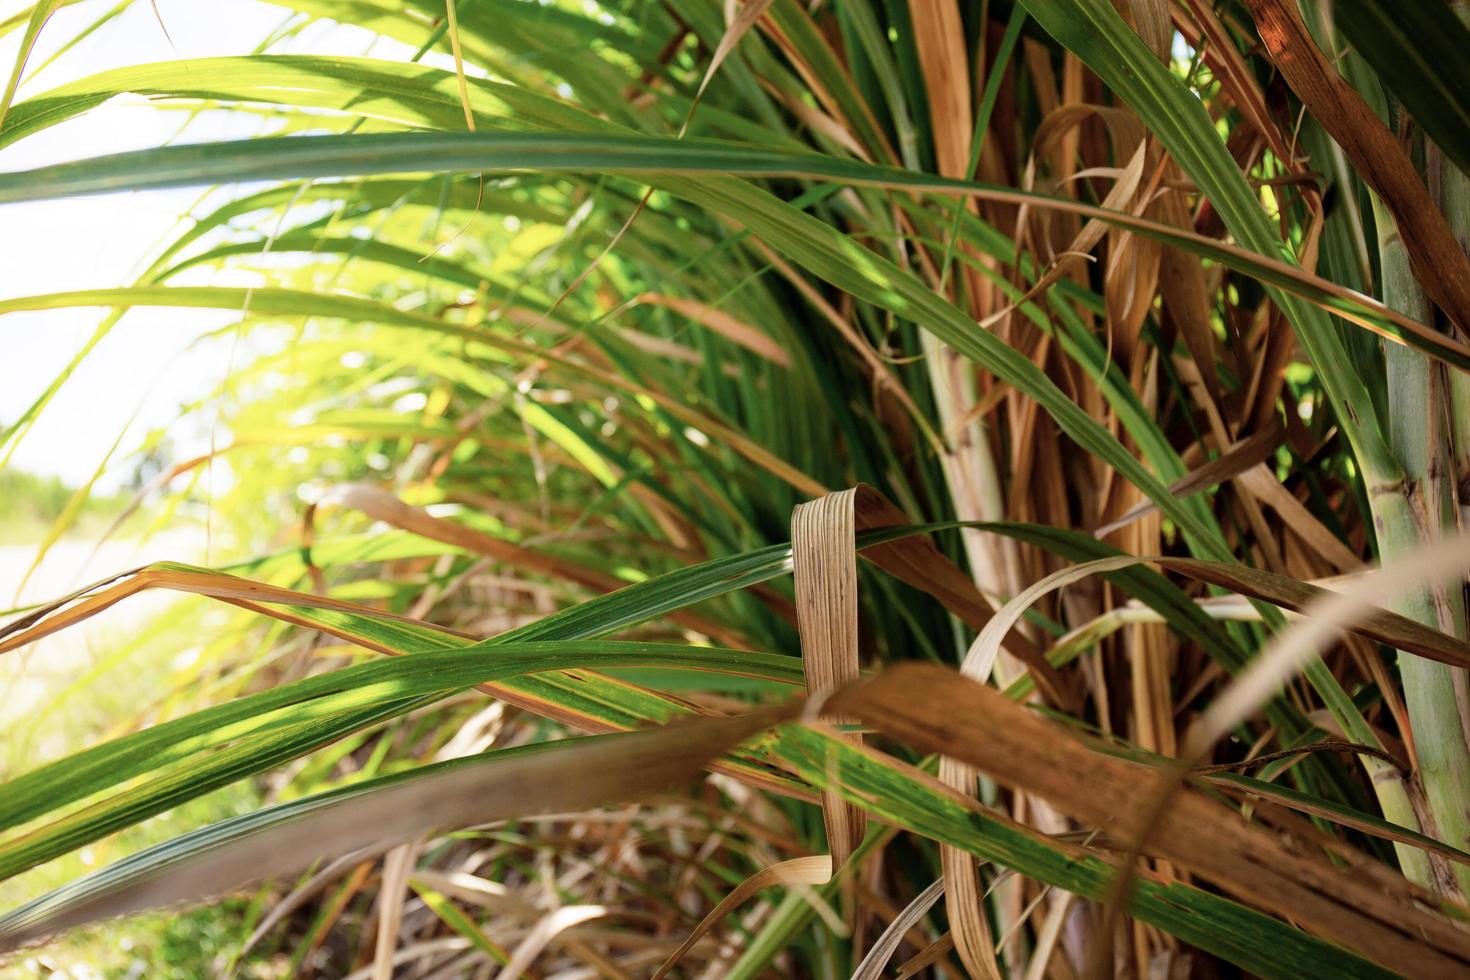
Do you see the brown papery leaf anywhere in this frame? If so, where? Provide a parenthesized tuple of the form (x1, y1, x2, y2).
(984, 142, 1151, 331)
(832, 664, 1470, 977)
(371, 839, 423, 980)
(1244, 0, 1470, 337)
(690, 0, 778, 113)
(791, 483, 1074, 877)
(793, 485, 1071, 980)
(1233, 463, 1364, 573)
(909, 0, 972, 181)
(850, 878, 945, 980)
(792, 489, 867, 869)
(493, 905, 606, 980)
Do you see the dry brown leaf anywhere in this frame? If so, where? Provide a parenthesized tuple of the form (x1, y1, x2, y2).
(792, 490, 867, 868)
(1245, 0, 1470, 337)
(895, 930, 955, 979)
(799, 486, 1005, 980)
(831, 664, 1470, 977)
(986, 141, 1151, 331)
(493, 905, 606, 980)
(693, 0, 779, 113)
(372, 838, 424, 980)
(1120, 0, 1171, 59)
(1233, 463, 1363, 572)
(909, 0, 972, 181)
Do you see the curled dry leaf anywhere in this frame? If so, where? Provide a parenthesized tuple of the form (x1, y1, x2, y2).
(791, 489, 866, 869)
(648, 855, 831, 979)
(849, 877, 945, 980)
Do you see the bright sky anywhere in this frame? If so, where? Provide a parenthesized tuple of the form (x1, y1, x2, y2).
(0, 0, 449, 490)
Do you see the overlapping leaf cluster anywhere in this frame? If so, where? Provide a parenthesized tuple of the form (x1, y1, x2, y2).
(2, 0, 1470, 976)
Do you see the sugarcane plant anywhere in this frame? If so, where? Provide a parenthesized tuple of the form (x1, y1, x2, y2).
(2, 0, 1470, 975)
